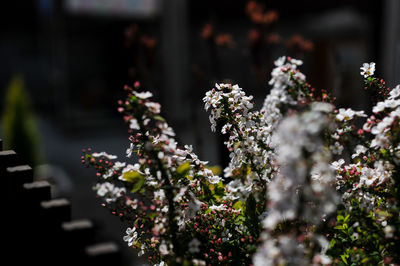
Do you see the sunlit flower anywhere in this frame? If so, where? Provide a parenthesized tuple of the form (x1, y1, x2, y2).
(360, 62, 375, 78)
(123, 227, 137, 247)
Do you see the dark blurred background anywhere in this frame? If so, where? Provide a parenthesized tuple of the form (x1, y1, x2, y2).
(1, 0, 399, 265)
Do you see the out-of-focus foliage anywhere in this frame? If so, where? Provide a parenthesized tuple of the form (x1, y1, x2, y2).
(2, 75, 43, 166)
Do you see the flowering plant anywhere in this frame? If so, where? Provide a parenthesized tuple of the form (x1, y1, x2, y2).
(82, 57, 400, 265)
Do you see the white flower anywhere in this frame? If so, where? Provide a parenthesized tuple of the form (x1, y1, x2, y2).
(138, 244, 146, 256)
(262, 211, 281, 230)
(96, 182, 111, 197)
(373, 101, 386, 113)
(384, 225, 395, 238)
(313, 254, 332, 265)
(209, 204, 226, 211)
(290, 58, 303, 65)
(192, 259, 206, 266)
(385, 99, 400, 109)
(330, 141, 343, 155)
(311, 102, 334, 113)
(95, 182, 126, 202)
(145, 101, 161, 113)
(159, 243, 169, 255)
(154, 189, 166, 201)
(209, 115, 217, 132)
(188, 238, 201, 253)
(389, 85, 400, 99)
(159, 123, 175, 136)
(208, 175, 222, 184)
(129, 118, 140, 130)
(330, 159, 345, 171)
(336, 108, 366, 121)
(222, 229, 233, 242)
(274, 56, 286, 66)
(113, 161, 126, 169)
(360, 62, 375, 78)
(123, 227, 137, 247)
(351, 145, 368, 159)
(133, 91, 153, 99)
(126, 143, 134, 158)
(360, 168, 374, 186)
(92, 152, 117, 160)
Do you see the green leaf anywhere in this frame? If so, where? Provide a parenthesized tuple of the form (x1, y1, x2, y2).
(341, 254, 348, 265)
(176, 161, 191, 176)
(329, 238, 336, 248)
(131, 179, 145, 193)
(123, 170, 142, 182)
(123, 171, 145, 193)
(233, 201, 243, 211)
(183, 260, 192, 266)
(154, 115, 166, 122)
(361, 258, 369, 264)
(201, 181, 213, 200)
(205, 165, 222, 175)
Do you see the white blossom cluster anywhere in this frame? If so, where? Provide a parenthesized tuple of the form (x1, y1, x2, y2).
(334, 160, 393, 212)
(369, 85, 400, 149)
(204, 83, 268, 202)
(327, 65, 399, 249)
(86, 58, 400, 265)
(329, 107, 367, 155)
(94, 87, 227, 260)
(261, 56, 306, 125)
(204, 57, 311, 203)
(94, 182, 126, 203)
(203, 83, 260, 169)
(254, 103, 338, 266)
(253, 235, 309, 266)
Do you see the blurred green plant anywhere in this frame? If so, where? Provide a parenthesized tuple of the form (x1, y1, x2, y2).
(1, 75, 43, 166)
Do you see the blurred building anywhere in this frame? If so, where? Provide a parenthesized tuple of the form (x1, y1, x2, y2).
(1, 0, 399, 127)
